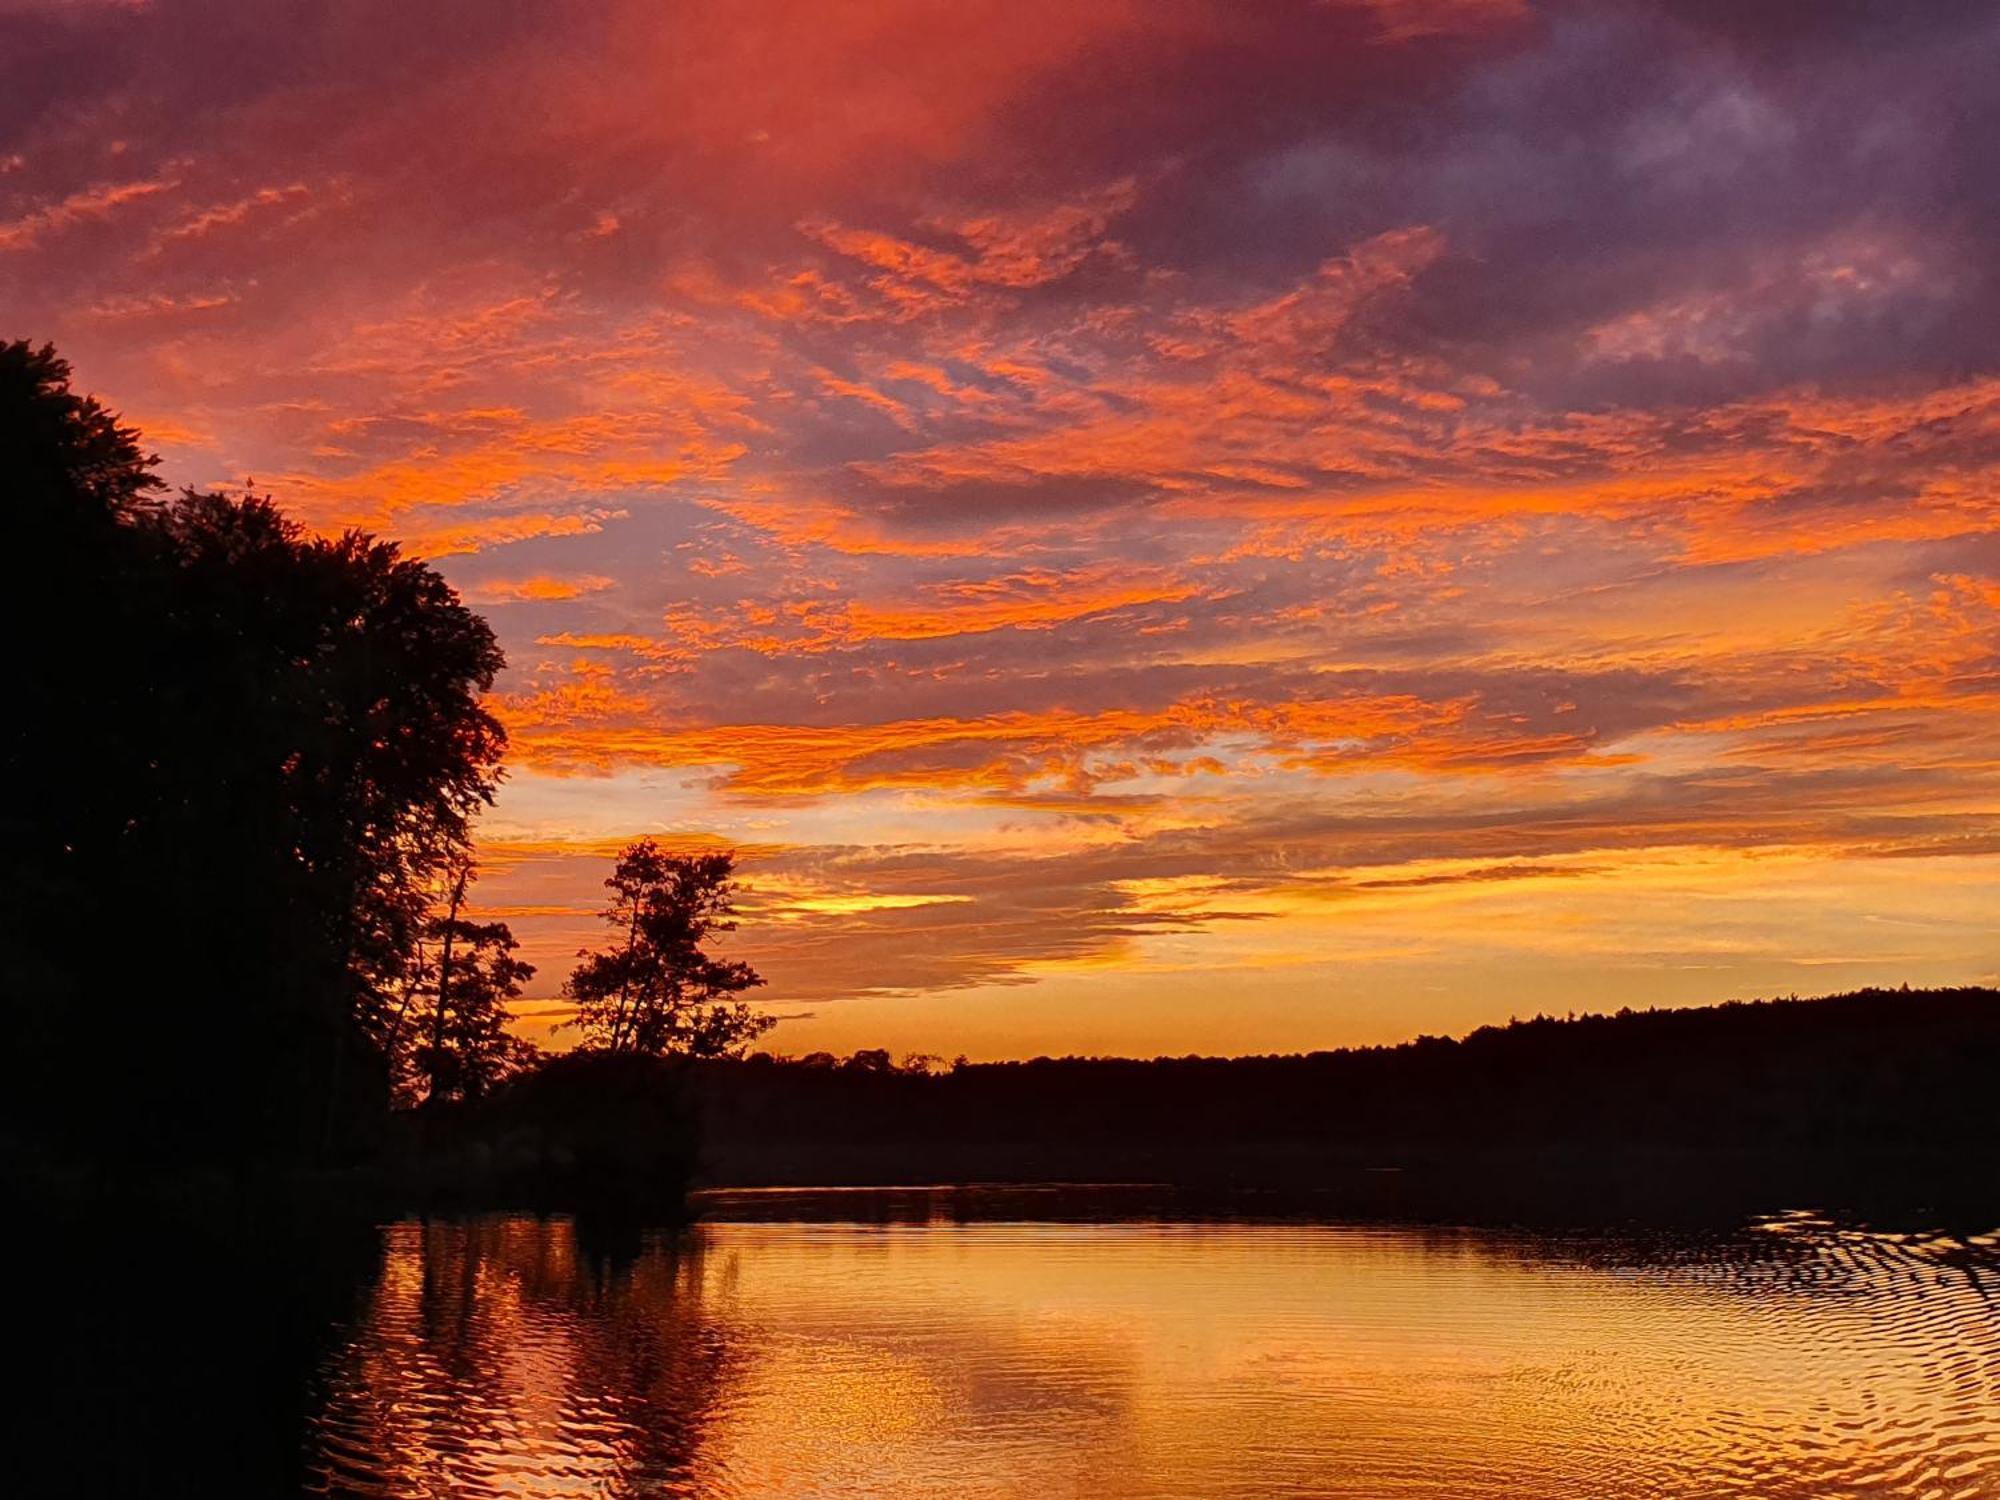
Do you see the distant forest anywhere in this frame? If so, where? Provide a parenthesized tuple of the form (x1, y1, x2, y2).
(693, 987, 2000, 1196)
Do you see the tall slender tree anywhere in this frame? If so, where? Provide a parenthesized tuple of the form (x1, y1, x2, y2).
(408, 862, 537, 1106)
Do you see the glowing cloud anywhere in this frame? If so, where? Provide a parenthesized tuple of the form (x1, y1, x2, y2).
(7, 0, 1997, 1056)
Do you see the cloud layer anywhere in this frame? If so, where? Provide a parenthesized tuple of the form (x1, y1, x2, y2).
(6, 0, 1997, 1055)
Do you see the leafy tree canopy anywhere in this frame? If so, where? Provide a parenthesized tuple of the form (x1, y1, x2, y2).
(2, 339, 508, 1163)
(564, 841, 771, 1059)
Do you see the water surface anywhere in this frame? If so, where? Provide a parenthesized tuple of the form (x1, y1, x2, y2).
(297, 1188, 2000, 1498)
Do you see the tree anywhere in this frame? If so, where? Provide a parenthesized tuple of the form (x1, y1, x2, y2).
(149, 492, 507, 1035)
(3, 341, 169, 1019)
(402, 862, 538, 1106)
(2, 339, 508, 1164)
(2, 338, 163, 524)
(563, 841, 771, 1058)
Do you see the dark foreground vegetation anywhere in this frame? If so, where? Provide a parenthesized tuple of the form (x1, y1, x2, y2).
(2, 340, 762, 1220)
(689, 987, 2000, 1219)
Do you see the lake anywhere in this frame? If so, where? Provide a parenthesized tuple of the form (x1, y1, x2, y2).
(286, 1188, 2000, 1498)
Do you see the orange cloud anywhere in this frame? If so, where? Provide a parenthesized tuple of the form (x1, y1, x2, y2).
(0, 169, 180, 251)
(463, 574, 616, 604)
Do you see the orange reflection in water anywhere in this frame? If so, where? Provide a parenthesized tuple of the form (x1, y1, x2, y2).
(307, 1198, 2000, 1498)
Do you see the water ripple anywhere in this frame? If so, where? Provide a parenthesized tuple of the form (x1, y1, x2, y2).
(303, 1200, 2000, 1498)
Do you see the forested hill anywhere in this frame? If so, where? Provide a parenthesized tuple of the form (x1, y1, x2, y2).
(692, 988, 2000, 1189)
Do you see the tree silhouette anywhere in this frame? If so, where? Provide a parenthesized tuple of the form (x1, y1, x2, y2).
(5, 342, 169, 1033)
(405, 862, 538, 1106)
(3, 338, 163, 523)
(2, 339, 507, 1164)
(563, 842, 770, 1058)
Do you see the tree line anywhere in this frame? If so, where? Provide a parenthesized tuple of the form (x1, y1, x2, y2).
(689, 986, 2000, 1191)
(1, 340, 766, 1174)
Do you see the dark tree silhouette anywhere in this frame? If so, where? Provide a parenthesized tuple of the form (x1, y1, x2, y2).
(564, 841, 770, 1057)
(1, 339, 507, 1165)
(676, 988, 2000, 1211)
(5, 342, 168, 1028)
(2, 338, 164, 522)
(406, 862, 538, 1106)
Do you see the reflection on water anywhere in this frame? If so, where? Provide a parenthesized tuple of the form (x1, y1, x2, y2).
(301, 1190, 2000, 1499)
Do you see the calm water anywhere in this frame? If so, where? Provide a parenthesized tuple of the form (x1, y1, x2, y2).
(291, 1189, 2000, 1499)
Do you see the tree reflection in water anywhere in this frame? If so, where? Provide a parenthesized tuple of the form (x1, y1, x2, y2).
(308, 1216, 731, 1499)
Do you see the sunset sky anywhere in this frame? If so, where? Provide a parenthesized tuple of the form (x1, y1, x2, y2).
(6, 0, 1997, 1058)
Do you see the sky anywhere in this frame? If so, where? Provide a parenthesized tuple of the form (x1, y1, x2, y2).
(5, 0, 1998, 1059)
